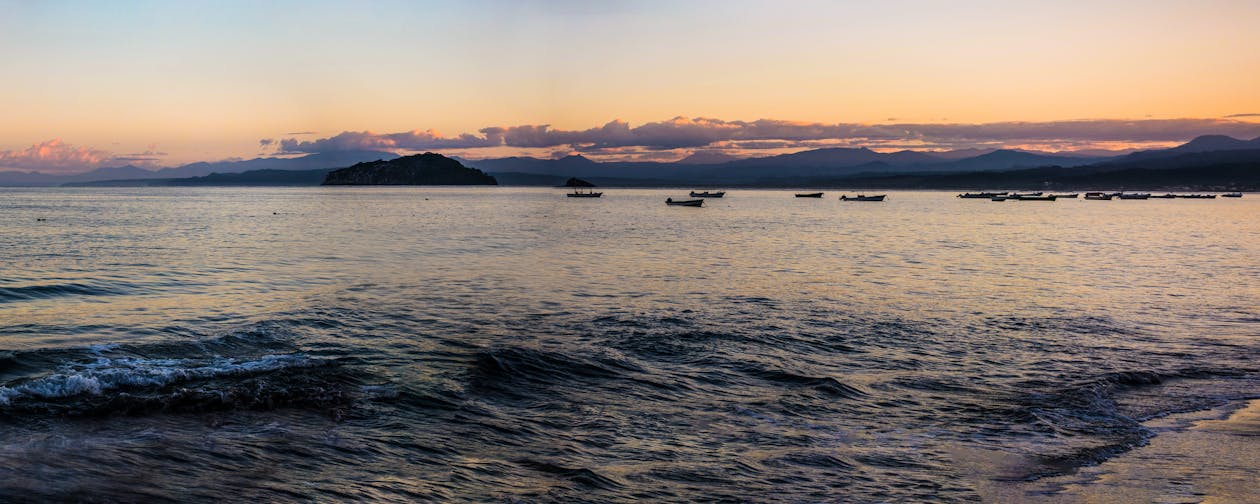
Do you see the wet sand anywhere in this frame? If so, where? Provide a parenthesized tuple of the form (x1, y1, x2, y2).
(975, 399, 1260, 503)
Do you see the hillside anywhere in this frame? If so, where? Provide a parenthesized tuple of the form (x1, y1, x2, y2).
(322, 152, 497, 185)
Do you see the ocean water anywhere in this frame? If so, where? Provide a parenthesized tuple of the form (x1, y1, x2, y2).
(1, 187, 1257, 502)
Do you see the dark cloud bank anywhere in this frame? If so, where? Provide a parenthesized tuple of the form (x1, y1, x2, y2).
(267, 117, 1260, 157)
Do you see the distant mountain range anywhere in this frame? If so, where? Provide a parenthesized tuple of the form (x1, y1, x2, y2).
(20, 135, 1260, 190)
(1, 150, 398, 186)
(457, 147, 1107, 182)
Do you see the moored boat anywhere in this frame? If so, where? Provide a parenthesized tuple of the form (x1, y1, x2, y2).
(1176, 194, 1216, 199)
(795, 192, 824, 198)
(566, 190, 603, 198)
(1084, 192, 1113, 200)
(839, 194, 886, 201)
(1118, 193, 1151, 200)
(1048, 193, 1078, 198)
(1011, 194, 1057, 201)
(1222, 192, 1243, 198)
(958, 192, 1007, 198)
(689, 191, 725, 198)
(666, 198, 704, 207)
(1151, 193, 1177, 199)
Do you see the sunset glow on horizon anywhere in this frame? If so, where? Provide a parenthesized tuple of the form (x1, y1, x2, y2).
(3, 0, 1259, 172)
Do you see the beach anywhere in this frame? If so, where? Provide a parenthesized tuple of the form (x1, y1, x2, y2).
(977, 399, 1260, 503)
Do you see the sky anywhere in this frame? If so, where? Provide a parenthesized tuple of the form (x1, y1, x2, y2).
(2, 0, 1260, 173)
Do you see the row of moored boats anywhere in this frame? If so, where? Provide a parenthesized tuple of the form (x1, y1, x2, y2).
(568, 189, 1242, 207)
(571, 189, 888, 207)
(665, 191, 887, 207)
(957, 191, 1243, 201)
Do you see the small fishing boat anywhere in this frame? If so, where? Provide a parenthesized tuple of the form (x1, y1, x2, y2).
(958, 192, 1007, 198)
(840, 194, 886, 201)
(1222, 192, 1243, 198)
(1012, 195, 1057, 201)
(689, 191, 726, 198)
(1118, 193, 1151, 200)
(990, 196, 1009, 201)
(1009, 192, 1043, 198)
(666, 198, 704, 207)
(1049, 193, 1079, 198)
(566, 190, 603, 198)
(1177, 194, 1216, 199)
(1084, 192, 1113, 200)
(795, 192, 824, 198)
(1151, 193, 1177, 199)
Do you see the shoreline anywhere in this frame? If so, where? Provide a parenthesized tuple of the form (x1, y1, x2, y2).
(973, 398, 1260, 503)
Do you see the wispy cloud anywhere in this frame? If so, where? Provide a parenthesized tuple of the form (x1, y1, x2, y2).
(269, 117, 1260, 160)
(113, 143, 168, 163)
(1225, 113, 1260, 118)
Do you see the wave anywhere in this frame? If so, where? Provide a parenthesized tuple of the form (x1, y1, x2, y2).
(469, 346, 649, 393)
(0, 322, 380, 418)
(1011, 367, 1250, 478)
(744, 368, 868, 399)
(464, 345, 699, 407)
(984, 314, 1141, 337)
(0, 354, 321, 406)
(514, 459, 624, 491)
(0, 281, 132, 303)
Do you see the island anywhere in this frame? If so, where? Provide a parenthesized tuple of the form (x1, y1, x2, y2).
(321, 152, 497, 185)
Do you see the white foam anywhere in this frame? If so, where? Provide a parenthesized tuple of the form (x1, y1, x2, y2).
(0, 354, 318, 406)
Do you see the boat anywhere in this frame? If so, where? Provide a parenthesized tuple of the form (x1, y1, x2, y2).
(1084, 192, 1113, 200)
(689, 191, 725, 198)
(1151, 193, 1177, 199)
(1118, 193, 1151, 200)
(666, 198, 704, 207)
(1009, 192, 1043, 198)
(1222, 192, 1243, 198)
(1012, 194, 1057, 201)
(958, 192, 1007, 198)
(990, 196, 1009, 201)
(840, 194, 886, 201)
(566, 190, 603, 198)
(1176, 194, 1216, 199)
(1049, 193, 1079, 198)
(795, 192, 824, 198)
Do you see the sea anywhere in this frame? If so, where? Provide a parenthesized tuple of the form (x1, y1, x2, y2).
(1, 187, 1257, 502)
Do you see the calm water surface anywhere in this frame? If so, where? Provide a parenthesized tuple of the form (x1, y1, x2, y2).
(1, 187, 1257, 502)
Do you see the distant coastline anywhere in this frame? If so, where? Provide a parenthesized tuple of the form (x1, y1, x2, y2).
(59, 163, 1258, 191)
(34, 136, 1260, 191)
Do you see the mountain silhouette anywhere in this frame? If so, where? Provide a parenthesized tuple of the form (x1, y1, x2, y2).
(1107, 135, 1260, 165)
(676, 151, 741, 164)
(0, 150, 397, 186)
(917, 149, 1099, 172)
(20, 135, 1260, 188)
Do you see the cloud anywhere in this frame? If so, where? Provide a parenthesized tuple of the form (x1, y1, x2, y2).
(113, 143, 168, 163)
(0, 139, 114, 174)
(1225, 113, 1260, 118)
(0, 140, 171, 174)
(272, 117, 1260, 158)
(275, 129, 498, 154)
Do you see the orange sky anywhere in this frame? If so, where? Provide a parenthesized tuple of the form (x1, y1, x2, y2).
(2, 0, 1259, 172)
